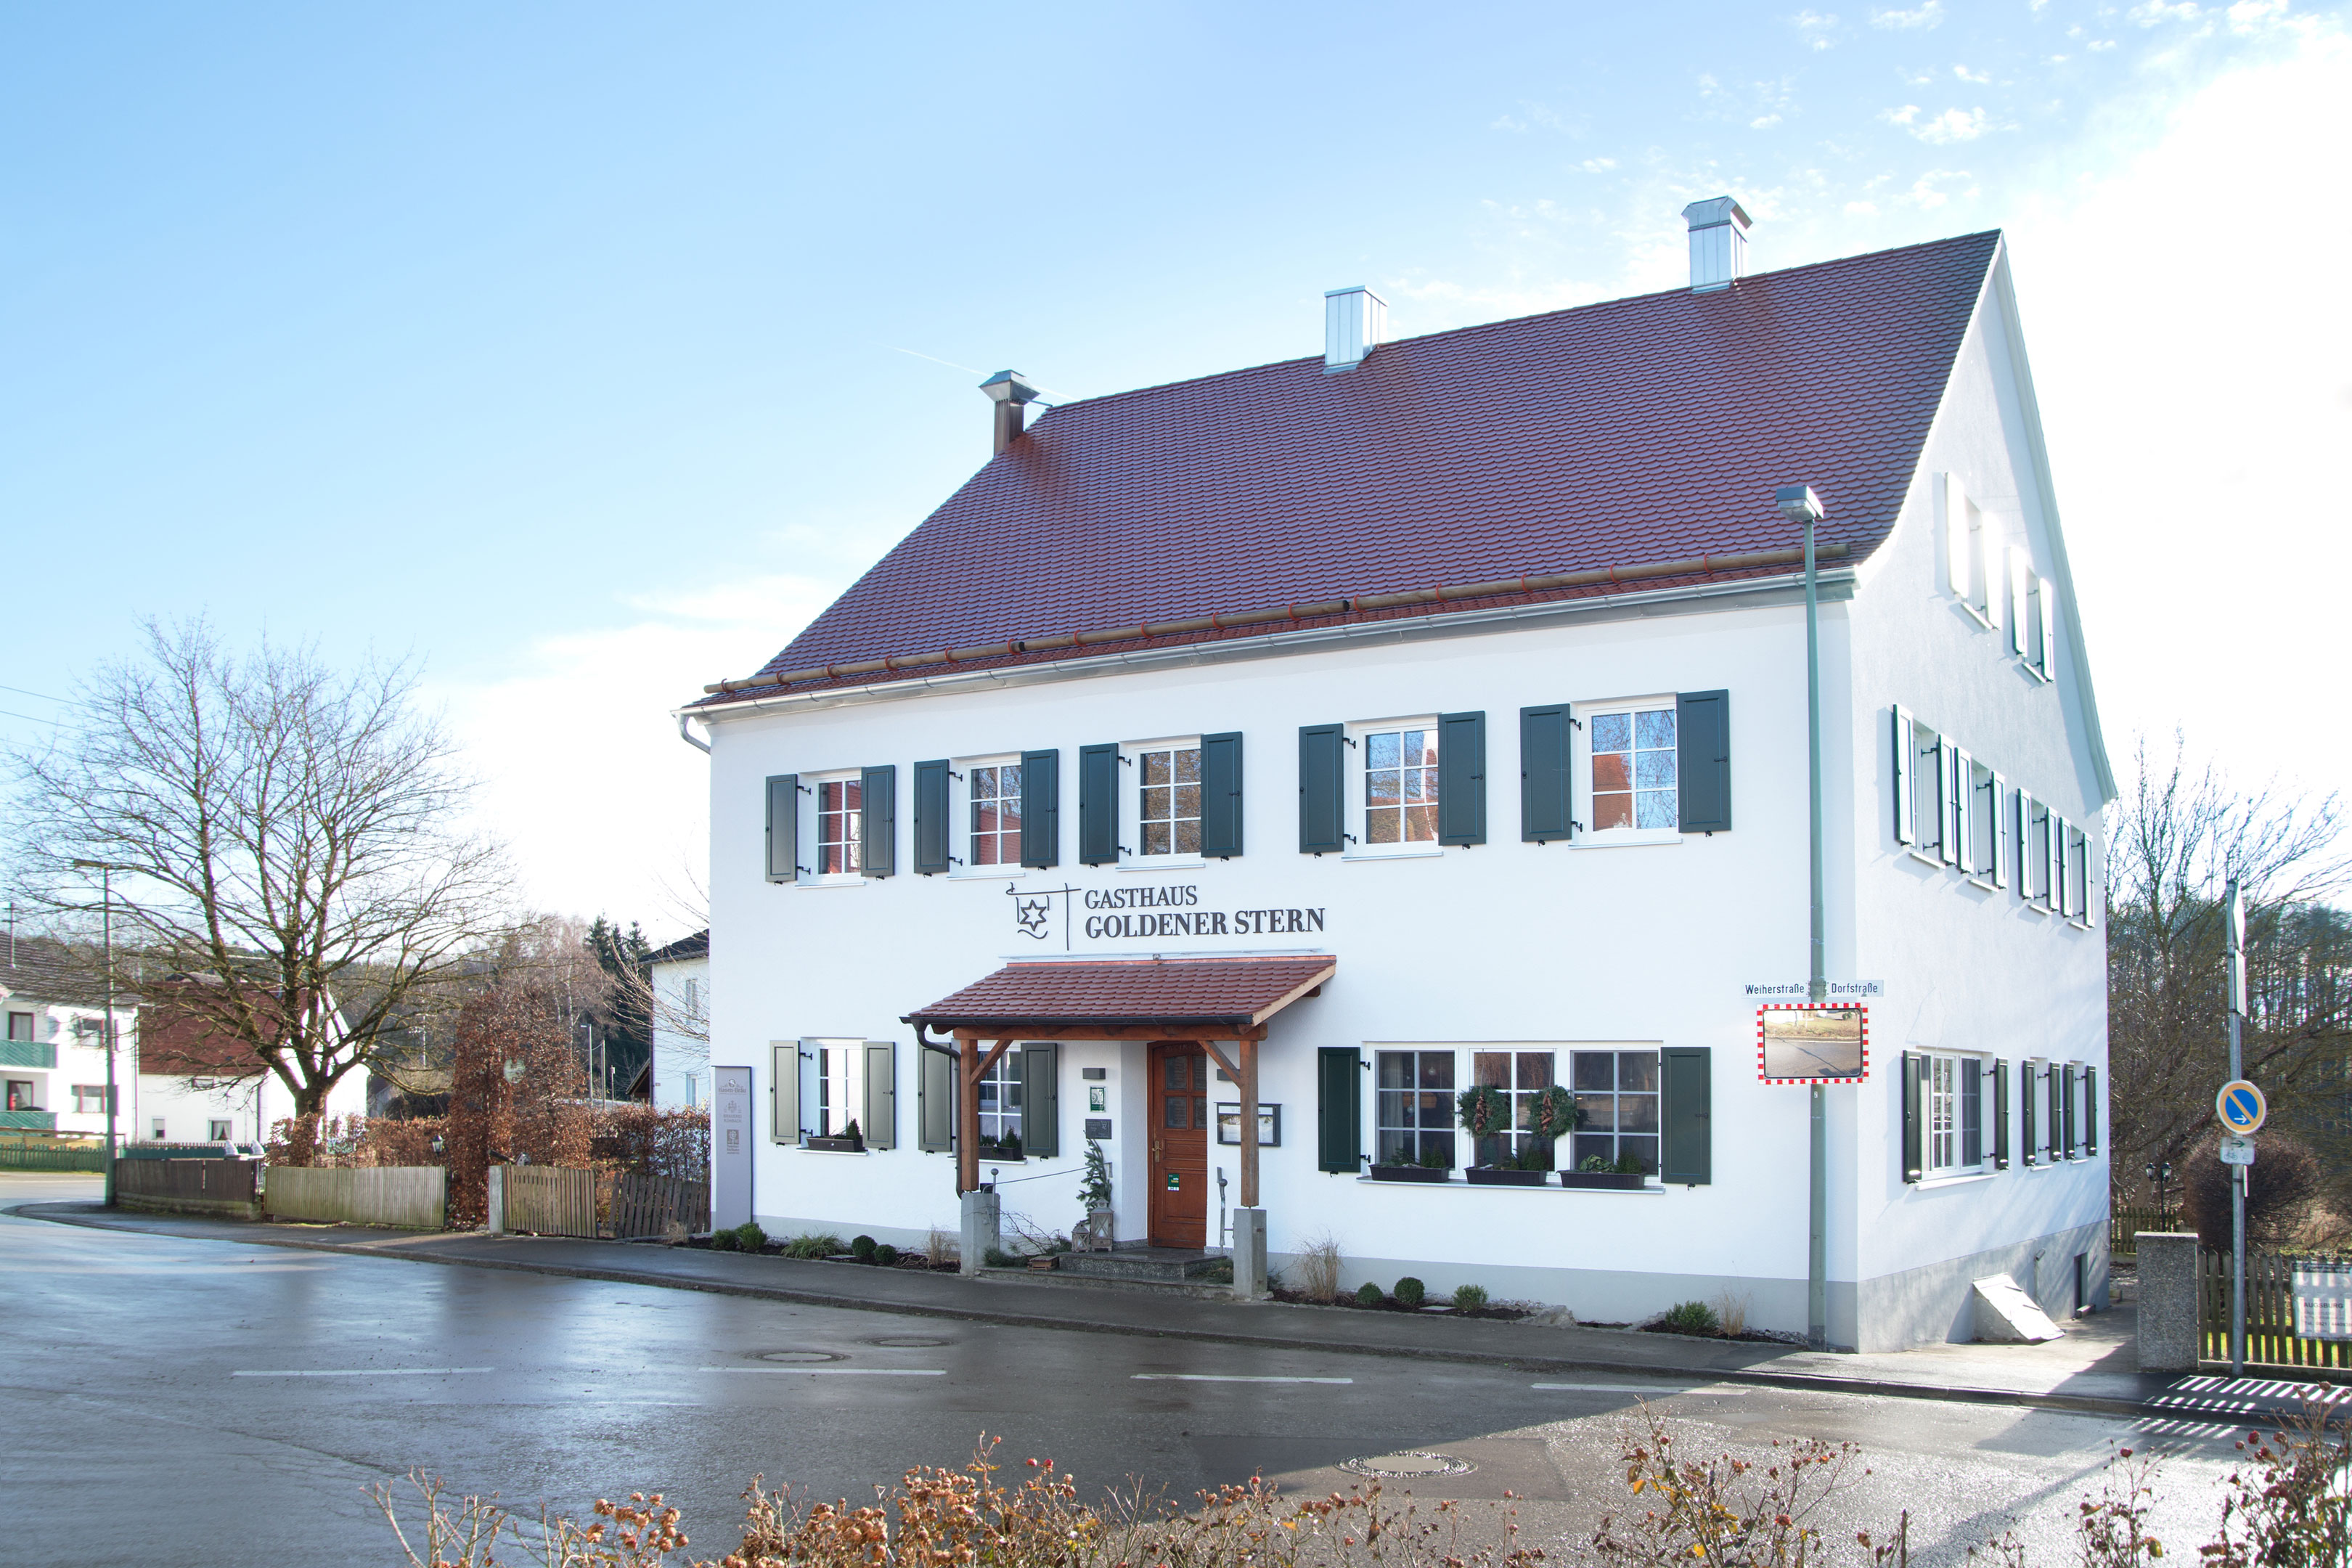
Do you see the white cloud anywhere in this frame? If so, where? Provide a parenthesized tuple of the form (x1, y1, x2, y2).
(1882, 103, 1921, 125)
(1845, 199, 1880, 213)
(1581, 156, 1620, 172)
(1954, 63, 1992, 83)
(1752, 113, 1786, 128)
(1870, 0, 1945, 28)
(2130, 1, 2203, 23)
(1790, 9, 1839, 47)
(1887, 105, 1994, 142)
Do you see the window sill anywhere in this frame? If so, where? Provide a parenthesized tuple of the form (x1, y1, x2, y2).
(1966, 875, 2001, 894)
(949, 869, 1026, 883)
(1913, 1170, 1997, 1190)
(1342, 844, 1445, 862)
(1906, 848, 1947, 869)
(1354, 1175, 1664, 1193)
(1570, 833, 1682, 851)
(1120, 858, 1204, 874)
(796, 877, 870, 891)
(792, 1146, 870, 1156)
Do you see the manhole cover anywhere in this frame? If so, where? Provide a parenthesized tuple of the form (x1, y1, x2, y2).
(866, 1335, 951, 1348)
(1338, 1452, 1476, 1479)
(757, 1349, 844, 1363)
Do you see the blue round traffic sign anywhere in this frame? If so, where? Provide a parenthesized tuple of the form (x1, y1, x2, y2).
(2217, 1079, 2266, 1136)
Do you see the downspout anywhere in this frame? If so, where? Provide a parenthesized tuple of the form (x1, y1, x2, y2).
(677, 714, 711, 753)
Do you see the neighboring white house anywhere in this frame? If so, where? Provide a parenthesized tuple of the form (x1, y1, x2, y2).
(646, 929, 711, 1108)
(1, 936, 135, 1140)
(136, 978, 367, 1145)
(679, 202, 2115, 1352)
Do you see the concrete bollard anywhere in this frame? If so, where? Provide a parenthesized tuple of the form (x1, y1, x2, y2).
(1231, 1208, 1269, 1301)
(960, 1187, 1000, 1277)
(486, 1167, 505, 1236)
(2136, 1233, 2202, 1373)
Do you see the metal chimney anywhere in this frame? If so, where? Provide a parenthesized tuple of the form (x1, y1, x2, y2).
(1323, 286, 1388, 372)
(1681, 197, 1752, 293)
(979, 370, 1040, 455)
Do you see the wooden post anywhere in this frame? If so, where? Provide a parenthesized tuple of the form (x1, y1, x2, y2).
(957, 1033, 979, 1196)
(1238, 1034, 1259, 1209)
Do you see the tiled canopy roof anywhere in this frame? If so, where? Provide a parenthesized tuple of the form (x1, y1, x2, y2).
(903, 956, 1336, 1032)
(729, 231, 2000, 698)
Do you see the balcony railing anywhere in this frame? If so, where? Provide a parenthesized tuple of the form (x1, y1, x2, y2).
(0, 1109, 59, 1131)
(0, 1040, 58, 1069)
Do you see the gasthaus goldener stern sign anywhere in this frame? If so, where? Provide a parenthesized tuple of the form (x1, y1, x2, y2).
(1757, 1004, 1871, 1084)
(1008, 883, 1327, 950)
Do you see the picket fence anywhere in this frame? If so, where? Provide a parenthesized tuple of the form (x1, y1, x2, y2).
(493, 1165, 709, 1238)
(2199, 1250, 2352, 1371)
(2109, 1207, 2180, 1259)
(265, 1166, 446, 1228)
(0, 1136, 107, 1172)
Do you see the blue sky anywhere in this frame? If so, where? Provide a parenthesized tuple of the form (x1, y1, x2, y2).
(4, 2, 2346, 928)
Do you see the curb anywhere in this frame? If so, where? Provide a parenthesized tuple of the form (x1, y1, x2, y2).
(12, 1201, 2200, 1421)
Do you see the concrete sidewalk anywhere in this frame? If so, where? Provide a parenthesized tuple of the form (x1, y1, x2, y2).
(13, 1198, 2306, 1422)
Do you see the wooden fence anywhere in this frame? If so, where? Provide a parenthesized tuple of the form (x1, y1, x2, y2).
(2199, 1249, 2352, 1371)
(0, 1137, 107, 1172)
(497, 1164, 597, 1237)
(116, 1157, 258, 1203)
(603, 1172, 709, 1238)
(265, 1166, 446, 1229)
(2110, 1208, 2181, 1259)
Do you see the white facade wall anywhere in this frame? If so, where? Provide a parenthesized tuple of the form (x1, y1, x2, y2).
(651, 955, 712, 1108)
(134, 1066, 366, 1146)
(0, 998, 134, 1138)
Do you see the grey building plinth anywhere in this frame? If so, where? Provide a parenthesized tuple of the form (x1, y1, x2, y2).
(2136, 1233, 2202, 1373)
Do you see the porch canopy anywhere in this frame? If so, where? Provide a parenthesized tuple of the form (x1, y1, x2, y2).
(902, 955, 1335, 1201)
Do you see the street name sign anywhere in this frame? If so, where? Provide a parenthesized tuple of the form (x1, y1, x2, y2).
(2220, 1135, 2256, 1167)
(2216, 1080, 2266, 1136)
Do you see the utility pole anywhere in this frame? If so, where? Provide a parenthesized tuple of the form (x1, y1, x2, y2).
(72, 860, 126, 1206)
(1779, 484, 1831, 1351)
(2226, 878, 2246, 1377)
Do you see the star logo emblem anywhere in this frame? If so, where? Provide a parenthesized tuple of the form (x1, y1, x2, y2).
(1014, 897, 1051, 938)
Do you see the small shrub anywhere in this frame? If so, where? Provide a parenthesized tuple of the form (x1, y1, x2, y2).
(708, 1228, 738, 1251)
(1453, 1283, 1490, 1310)
(782, 1231, 840, 1259)
(984, 1246, 1021, 1267)
(732, 1221, 769, 1252)
(1355, 1281, 1386, 1307)
(1659, 1299, 1720, 1336)
(1580, 1153, 1613, 1173)
(1416, 1142, 1452, 1172)
(1394, 1275, 1426, 1308)
(1614, 1151, 1648, 1177)
(924, 1225, 956, 1268)
(873, 1243, 901, 1267)
(1294, 1233, 1342, 1302)
(851, 1234, 878, 1259)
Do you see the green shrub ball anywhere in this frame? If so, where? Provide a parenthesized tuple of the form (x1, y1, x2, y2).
(1355, 1282, 1386, 1307)
(1394, 1276, 1426, 1307)
(873, 1243, 901, 1267)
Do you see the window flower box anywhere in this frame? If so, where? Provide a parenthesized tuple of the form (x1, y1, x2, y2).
(1466, 1166, 1549, 1187)
(804, 1134, 864, 1154)
(1558, 1171, 1647, 1191)
(1368, 1164, 1452, 1183)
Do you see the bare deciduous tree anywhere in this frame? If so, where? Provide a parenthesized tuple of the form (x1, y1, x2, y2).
(2107, 731, 2351, 1197)
(6, 620, 514, 1120)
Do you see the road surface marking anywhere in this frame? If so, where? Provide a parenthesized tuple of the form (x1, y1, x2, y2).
(233, 1368, 495, 1378)
(1131, 1373, 1353, 1384)
(1529, 1382, 1747, 1395)
(700, 1367, 946, 1376)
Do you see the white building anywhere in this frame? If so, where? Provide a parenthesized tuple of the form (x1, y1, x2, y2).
(646, 929, 711, 1108)
(1, 938, 134, 1141)
(134, 978, 367, 1146)
(680, 202, 2114, 1352)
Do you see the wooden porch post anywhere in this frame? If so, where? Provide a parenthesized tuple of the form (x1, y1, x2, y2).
(957, 1032, 979, 1196)
(1238, 1034, 1260, 1209)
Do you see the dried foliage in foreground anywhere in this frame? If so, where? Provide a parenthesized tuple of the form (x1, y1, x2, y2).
(373, 1440, 1543, 1568)
(1588, 1402, 1866, 1568)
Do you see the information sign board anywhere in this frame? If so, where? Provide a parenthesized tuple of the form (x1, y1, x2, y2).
(2219, 1135, 2256, 1167)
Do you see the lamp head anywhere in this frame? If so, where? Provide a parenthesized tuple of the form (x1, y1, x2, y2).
(1776, 485, 1826, 525)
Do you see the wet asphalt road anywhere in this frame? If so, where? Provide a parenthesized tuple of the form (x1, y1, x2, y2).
(1, 1175, 2244, 1568)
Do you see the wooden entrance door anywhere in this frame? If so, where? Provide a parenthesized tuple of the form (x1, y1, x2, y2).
(1148, 1042, 1209, 1248)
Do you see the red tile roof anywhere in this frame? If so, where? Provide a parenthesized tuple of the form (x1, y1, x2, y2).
(904, 956, 1336, 1032)
(727, 231, 1999, 698)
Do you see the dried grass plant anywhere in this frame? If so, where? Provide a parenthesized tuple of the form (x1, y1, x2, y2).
(1712, 1290, 1750, 1339)
(1293, 1233, 1343, 1302)
(923, 1226, 957, 1269)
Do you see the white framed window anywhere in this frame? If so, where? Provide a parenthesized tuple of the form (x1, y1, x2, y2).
(1470, 1048, 1559, 1169)
(2008, 547, 2033, 658)
(1895, 711, 1948, 860)
(976, 1051, 1024, 1156)
(802, 772, 864, 881)
(1570, 1048, 1660, 1176)
(208, 1119, 234, 1142)
(150, 1117, 167, 1140)
(73, 1085, 110, 1114)
(1346, 718, 1442, 858)
(797, 1040, 865, 1140)
(1373, 1048, 1455, 1167)
(682, 978, 701, 1018)
(1123, 737, 1203, 865)
(963, 756, 1025, 872)
(2013, 558, 2055, 682)
(4, 1080, 36, 1112)
(1967, 759, 2000, 883)
(1948, 745, 1974, 872)
(1924, 1052, 1986, 1177)
(1578, 700, 1679, 843)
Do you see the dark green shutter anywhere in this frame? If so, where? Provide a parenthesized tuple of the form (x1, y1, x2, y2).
(1079, 743, 1119, 865)
(1892, 706, 1914, 845)
(1519, 705, 1572, 843)
(2048, 1060, 2064, 1156)
(1317, 1047, 1361, 1173)
(863, 1042, 897, 1148)
(2020, 1063, 2038, 1166)
(861, 765, 896, 877)
(1676, 690, 1731, 833)
(1437, 710, 1486, 846)
(2062, 1063, 2078, 1157)
(1961, 1058, 1983, 1167)
(2085, 1066, 2099, 1155)
(912, 759, 950, 875)
(1022, 1044, 1059, 1158)
(1660, 1047, 1712, 1185)
(1993, 1060, 2011, 1169)
(918, 1044, 955, 1152)
(1201, 731, 1244, 859)
(1298, 724, 1344, 854)
(1020, 749, 1059, 868)
(765, 775, 799, 883)
(1900, 1051, 1924, 1183)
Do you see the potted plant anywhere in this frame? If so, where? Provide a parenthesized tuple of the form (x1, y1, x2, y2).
(806, 1119, 865, 1154)
(1369, 1138, 1453, 1182)
(1074, 1139, 1114, 1251)
(1460, 1085, 1545, 1185)
(1558, 1148, 1649, 1191)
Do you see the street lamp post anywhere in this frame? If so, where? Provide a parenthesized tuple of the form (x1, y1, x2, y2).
(70, 859, 129, 1206)
(1777, 485, 1830, 1351)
